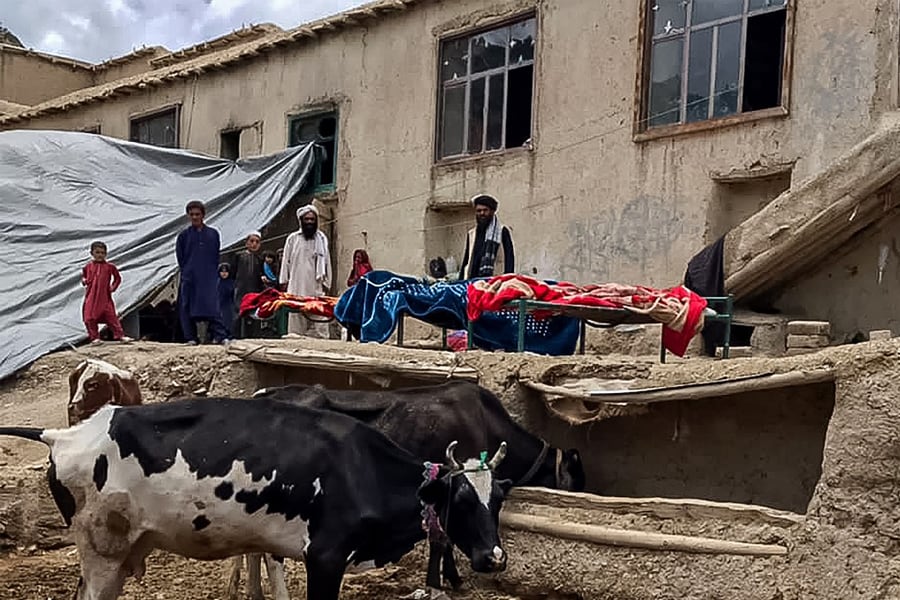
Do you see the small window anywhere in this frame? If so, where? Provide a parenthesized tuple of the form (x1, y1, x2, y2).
(639, 0, 789, 132)
(220, 129, 241, 160)
(129, 107, 179, 148)
(436, 16, 535, 160)
(288, 112, 337, 191)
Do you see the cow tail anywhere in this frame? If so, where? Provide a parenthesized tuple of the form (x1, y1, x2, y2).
(0, 428, 46, 443)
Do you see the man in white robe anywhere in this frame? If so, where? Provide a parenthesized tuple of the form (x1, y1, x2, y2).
(279, 203, 332, 337)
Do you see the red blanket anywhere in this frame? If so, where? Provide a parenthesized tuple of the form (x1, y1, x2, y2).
(467, 275, 707, 357)
(239, 288, 337, 320)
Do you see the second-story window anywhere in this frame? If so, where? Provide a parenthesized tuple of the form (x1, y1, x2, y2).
(642, 0, 789, 131)
(437, 16, 536, 160)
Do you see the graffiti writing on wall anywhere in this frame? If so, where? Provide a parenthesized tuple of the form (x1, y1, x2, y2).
(559, 195, 692, 283)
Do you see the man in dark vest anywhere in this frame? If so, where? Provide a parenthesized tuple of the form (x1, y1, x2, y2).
(458, 194, 515, 280)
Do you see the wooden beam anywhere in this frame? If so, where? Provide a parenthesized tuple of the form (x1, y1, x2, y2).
(710, 162, 794, 183)
(724, 120, 900, 300)
(228, 341, 479, 382)
(727, 187, 899, 298)
(520, 369, 834, 405)
(507, 488, 804, 527)
(501, 513, 788, 556)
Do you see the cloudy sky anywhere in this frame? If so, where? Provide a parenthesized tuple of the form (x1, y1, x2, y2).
(3, 0, 364, 63)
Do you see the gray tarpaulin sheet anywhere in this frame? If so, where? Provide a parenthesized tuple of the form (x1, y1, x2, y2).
(0, 130, 316, 380)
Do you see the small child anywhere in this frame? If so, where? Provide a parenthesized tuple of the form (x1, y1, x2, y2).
(217, 262, 237, 332)
(82, 241, 131, 344)
(261, 251, 279, 289)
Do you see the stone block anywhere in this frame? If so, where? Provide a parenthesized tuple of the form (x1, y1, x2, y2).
(787, 320, 831, 336)
(786, 334, 829, 349)
(785, 347, 817, 356)
(716, 346, 752, 358)
(869, 329, 893, 341)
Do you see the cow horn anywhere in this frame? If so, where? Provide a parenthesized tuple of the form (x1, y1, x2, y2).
(445, 440, 462, 471)
(487, 442, 507, 470)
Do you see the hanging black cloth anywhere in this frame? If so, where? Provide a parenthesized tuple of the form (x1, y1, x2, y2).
(684, 235, 727, 357)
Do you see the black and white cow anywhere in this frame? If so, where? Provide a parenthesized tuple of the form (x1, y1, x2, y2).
(0, 397, 512, 600)
(246, 380, 585, 593)
(255, 381, 585, 492)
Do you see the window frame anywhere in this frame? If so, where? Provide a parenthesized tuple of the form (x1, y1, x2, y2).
(128, 104, 181, 148)
(286, 109, 338, 193)
(633, 0, 795, 141)
(219, 127, 243, 160)
(434, 11, 537, 163)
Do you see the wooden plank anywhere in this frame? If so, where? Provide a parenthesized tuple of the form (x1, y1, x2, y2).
(507, 488, 803, 527)
(227, 341, 479, 382)
(520, 369, 834, 405)
(723, 118, 900, 300)
(500, 512, 788, 556)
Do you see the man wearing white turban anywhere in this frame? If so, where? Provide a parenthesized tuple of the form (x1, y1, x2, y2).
(279, 202, 332, 337)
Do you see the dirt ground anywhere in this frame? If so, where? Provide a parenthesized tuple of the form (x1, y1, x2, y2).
(0, 546, 525, 600)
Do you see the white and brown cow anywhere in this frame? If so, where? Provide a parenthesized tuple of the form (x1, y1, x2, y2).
(67, 358, 142, 426)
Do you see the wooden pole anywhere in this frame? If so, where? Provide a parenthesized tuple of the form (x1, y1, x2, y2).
(228, 341, 479, 382)
(500, 512, 788, 557)
(520, 369, 834, 405)
(506, 488, 804, 527)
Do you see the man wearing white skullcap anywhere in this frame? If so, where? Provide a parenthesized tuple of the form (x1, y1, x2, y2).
(280, 202, 332, 337)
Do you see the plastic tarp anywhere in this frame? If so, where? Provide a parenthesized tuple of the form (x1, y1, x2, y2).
(0, 130, 316, 381)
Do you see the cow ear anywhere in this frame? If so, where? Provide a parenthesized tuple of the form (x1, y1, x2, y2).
(111, 377, 124, 404)
(417, 477, 449, 506)
(496, 478, 514, 497)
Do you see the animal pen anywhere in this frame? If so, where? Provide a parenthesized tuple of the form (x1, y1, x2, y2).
(0, 337, 895, 599)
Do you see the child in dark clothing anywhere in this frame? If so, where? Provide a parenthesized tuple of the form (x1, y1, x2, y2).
(82, 241, 132, 343)
(218, 262, 237, 330)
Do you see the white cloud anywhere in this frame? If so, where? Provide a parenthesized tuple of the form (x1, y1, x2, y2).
(39, 31, 66, 54)
(3, 0, 364, 63)
(65, 15, 92, 31)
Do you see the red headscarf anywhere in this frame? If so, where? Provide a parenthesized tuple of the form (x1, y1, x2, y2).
(347, 249, 373, 287)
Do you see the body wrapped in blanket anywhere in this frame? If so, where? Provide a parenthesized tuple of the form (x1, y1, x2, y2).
(467, 274, 708, 357)
(239, 288, 337, 320)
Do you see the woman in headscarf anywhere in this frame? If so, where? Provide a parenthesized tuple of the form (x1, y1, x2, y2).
(346, 249, 373, 287)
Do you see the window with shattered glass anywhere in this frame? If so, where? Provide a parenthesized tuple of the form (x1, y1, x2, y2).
(643, 0, 789, 130)
(288, 111, 338, 191)
(437, 16, 535, 160)
(129, 108, 179, 148)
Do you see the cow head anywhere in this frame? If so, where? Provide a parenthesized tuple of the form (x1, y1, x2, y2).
(417, 441, 512, 574)
(557, 448, 586, 492)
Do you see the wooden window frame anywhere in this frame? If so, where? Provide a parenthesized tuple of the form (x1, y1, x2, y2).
(633, 0, 795, 142)
(287, 109, 338, 193)
(434, 12, 537, 163)
(128, 105, 181, 148)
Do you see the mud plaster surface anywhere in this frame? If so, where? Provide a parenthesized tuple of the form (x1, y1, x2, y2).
(1, 339, 900, 598)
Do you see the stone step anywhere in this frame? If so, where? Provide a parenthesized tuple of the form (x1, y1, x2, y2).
(787, 320, 831, 336)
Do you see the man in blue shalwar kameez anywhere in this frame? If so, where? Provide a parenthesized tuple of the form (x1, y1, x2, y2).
(176, 200, 232, 345)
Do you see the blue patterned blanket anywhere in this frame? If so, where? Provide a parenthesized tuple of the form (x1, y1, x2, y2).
(334, 271, 579, 355)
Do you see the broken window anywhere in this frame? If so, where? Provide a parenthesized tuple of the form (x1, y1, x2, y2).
(129, 107, 179, 148)
(220, 129, 241, 160)
(642, 0, 788, 130)
(288, 111, 337, 191)
(437, 16, 535, 160)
